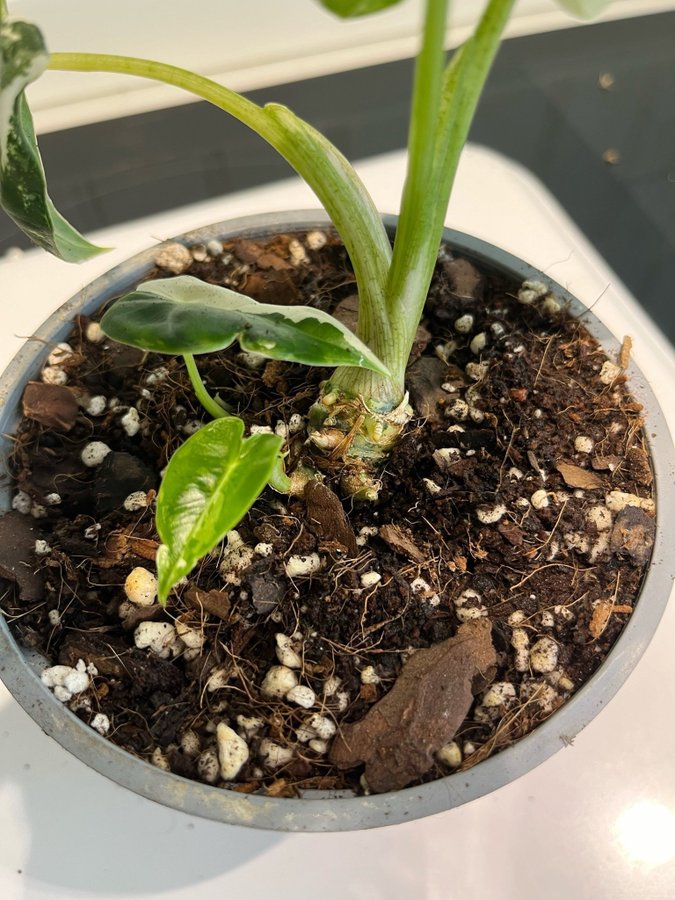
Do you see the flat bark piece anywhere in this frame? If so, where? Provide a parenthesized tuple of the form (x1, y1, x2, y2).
(304, 480, 357, 556)
(379, 523, 425, 563)
(185, 586, 232, 621)
(610, 507, 656, 565)
(331, 294, 359, 334)
(231, 238, 292, 271)
(329, 619, 497, 793)
(22, 381, 79, 432)
(104, 530, 158, 565)
(555, 461, 603, 490)
(442, 257, 484, 301)
(0, 512, 44, 600)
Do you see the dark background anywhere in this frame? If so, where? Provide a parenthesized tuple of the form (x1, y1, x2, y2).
(1, 12, 673, 342)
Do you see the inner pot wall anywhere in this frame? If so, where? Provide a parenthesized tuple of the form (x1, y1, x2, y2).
(0, 211, 673, 832)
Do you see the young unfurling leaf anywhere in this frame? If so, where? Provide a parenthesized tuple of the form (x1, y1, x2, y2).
(100, 275, 390, 375)
(155, 417, 282, 603)
(0, 18, 106, 261)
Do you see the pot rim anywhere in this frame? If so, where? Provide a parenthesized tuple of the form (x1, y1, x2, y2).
(1, 210, 673, 832)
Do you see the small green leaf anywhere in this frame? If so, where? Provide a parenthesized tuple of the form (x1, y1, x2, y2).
(101, 275, 390, 376)
(156, 417, 282, 602)
(554, 0, 610, 17)
(0, 18, 106, 261)
(317, 0, 403, 17)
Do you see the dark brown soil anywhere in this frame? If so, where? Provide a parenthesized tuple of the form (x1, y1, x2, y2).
(0, 229, 654, 797)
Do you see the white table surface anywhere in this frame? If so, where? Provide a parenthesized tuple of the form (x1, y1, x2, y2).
(1, 145, 674, 899)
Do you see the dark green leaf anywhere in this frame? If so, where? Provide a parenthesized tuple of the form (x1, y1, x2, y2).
(101, 275, 390, 375)
(0, 19, 106, 261)
(156, 417, 282, 602)
(318, 0, 403, 17)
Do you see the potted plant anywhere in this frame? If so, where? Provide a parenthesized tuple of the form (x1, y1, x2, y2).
(0, 0, 672, 831)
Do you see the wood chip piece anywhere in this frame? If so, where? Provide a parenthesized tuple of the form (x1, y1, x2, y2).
(555, 461, 603, 490)
(304, 480, 357, 556)
(625, 446, 653, 487)
(619, 335, 633, 369)
(589, 600, 634, 639)
(592, 455, 622, 472)
(185, 586, 232, 621)
(329, 619, 496, 793)
(379, 523, 425, 562)
(22, 381, 79, 431)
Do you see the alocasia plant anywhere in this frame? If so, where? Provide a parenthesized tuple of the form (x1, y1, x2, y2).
(0, 0, 610, 601)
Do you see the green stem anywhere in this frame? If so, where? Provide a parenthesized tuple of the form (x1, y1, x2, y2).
(354, 0, 514, 397)
(48, 52, 392, 350)
(183, 353, 230, 420)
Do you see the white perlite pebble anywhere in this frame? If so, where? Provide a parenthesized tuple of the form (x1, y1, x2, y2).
(48, 609, 61, 626)
(124, 567, 157, 606)
(360, 666, 380, 685)
(219, 530, 255, 584)
(85, 395, 107, 416)
(336, 691, 350, 712)
(323, 675, 341, 697)
(454, 588, 487, 622)
(12, 490, 32, 514)
(47, 342, 74, 366)
(599, 360, 622, 385)
(176, 619, 205, 650)
(508, 610, 526, 626)
(605, 491, 655, 514)
(275, 633, 302, 669)
(123, 491, 149, 512)
(90, 713, 111, 735)
(85, 322, 105, 343)
(437, 741, 462, 768)
(84, 523, 101, 540)
(423, 478, 443, 496)
(454, 314, 474, 334)
(41, 660, 91, 700)
(41, 365, 68, 385)
(254, 542, 274, 557)
(410, 577, 431, 596)
(447, 399, 469, 420)
(284, 553, 323, 578)
(360, 571, 382, 589)
(134, 622, 178, 659)
(308, 714, 337, 740)
(511, 627, 530, 672)
(288, 413, 305, 434)
(45, 492, 61, 506)
(531, 489, 549, 510)
(433, 447, 461, 471)
(181, 730, 202, 756)
(517, 280, 547, 304)
(289, 239, 308, 265)
(31, 502, 47, 520)
(470, 332, 487, 355)
(145, 366, 170, 386)
(530, 636, 559, 673)
(206, 239, 224, 257)
(482, 682, 516, 707)
(35, 540, 52, 556)
(236, 715, 264, 740)
(181, 419, 203, 436)
(574, 435, 594, 454)
(152, 748, 171, 772)
(309, 739, 328, 755)
(216, 722, 249, 780)
(155, 242, 192, 274)
(586, 505, 613, 531)
(258, 739, 294, 769)
(120, 407, 140, 437)
(540, 610, 555, 628)
(476, 503, 506, 524)
(286, 685, 316, 708)
(197, 748, 220, 783)
(81, 441, 112, 467)
(306, 230, 327, 250)
(261, 665, 298, 698)
(466, 361, 489, 381)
